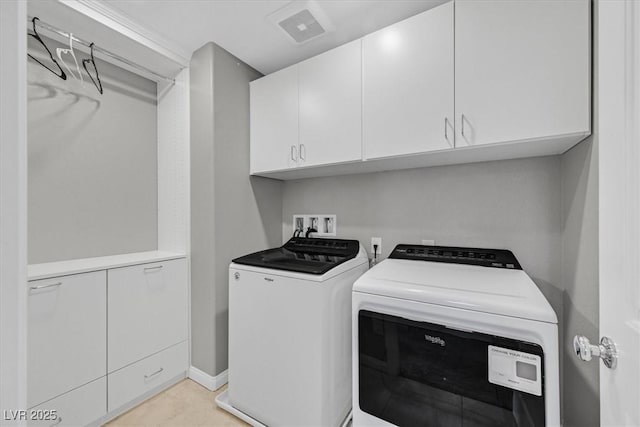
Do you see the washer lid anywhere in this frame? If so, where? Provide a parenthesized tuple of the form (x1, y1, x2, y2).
(353, 259, 557, 324)
(232, 237, 361, 275)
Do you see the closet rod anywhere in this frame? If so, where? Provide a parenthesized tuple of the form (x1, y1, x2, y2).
(28, 16, 179, 84)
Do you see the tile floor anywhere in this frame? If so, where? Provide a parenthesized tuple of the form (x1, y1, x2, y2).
(106, 379, 248, 426)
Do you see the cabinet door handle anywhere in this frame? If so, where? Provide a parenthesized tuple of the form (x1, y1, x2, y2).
(461, 114, 467, 138)
(299, 144, 306, 161)
(30, 281, 62, 291)
(144, 367, 164, 380)
(291, 145, 298, 161)
(144, 265, 163, 273)
(444, 117, 453, 147)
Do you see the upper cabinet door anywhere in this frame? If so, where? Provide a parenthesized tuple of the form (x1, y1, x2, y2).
(363, 2, 454, 160)
(298, 40, 362, 168)
(250, 65, 298, 174)
(455, 0, 591, 147)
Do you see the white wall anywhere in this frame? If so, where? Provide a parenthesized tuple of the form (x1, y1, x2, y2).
(158, 69, 190, 254)
(0, 0, 28, 421)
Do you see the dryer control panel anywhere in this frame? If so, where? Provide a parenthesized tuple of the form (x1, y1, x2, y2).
(389, 244, 522, 269)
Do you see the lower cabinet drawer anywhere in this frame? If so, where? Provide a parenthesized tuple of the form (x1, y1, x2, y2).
(27, 377, 106, 427)
(107, 341, 188, 412)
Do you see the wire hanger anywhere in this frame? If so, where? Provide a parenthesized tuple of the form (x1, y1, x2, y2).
(82, 43, 103, 95)
(56, 32, 83, 83)
(27, 17, 67, 80)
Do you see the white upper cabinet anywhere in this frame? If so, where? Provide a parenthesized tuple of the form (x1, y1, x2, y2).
(250, 64, 298, 174)
(454, 0, 591, 147)
(298, 40, 362, 167)
(363, 1, 454, 159)
(249, 0, 591, 180)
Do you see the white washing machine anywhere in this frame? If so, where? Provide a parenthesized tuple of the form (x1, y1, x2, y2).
(217, 237, 369, 427)
(352, 244, 559, 427)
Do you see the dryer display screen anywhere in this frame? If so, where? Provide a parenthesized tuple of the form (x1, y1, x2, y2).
(488, 346, 542, 396)
(358, 310, 546, 427)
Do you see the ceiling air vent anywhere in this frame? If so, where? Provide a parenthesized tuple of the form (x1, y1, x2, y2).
(269, 1, 334, 45)
(279, 9, 325, 43)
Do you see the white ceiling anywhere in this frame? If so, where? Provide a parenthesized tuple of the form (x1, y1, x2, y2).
(100, 0, 447, 75)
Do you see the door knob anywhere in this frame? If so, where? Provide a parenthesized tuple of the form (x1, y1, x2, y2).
(573, 335, 618, 369)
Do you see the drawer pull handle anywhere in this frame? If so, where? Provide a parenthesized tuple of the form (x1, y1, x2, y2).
(144, 265, 163, 273)
(50, 417, 62, 426)
(144, 367, 164, 380)
(30, 282, 62, 291)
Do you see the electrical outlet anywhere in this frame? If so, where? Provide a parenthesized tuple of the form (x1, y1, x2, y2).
(371, 237, 382, 255)
(421, 239, 435, 246)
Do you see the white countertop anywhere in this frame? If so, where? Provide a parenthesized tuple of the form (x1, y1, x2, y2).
(28, 250, 187, 281)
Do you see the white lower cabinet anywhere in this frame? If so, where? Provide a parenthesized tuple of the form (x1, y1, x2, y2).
(28, 271, 106, 409)
(27, 253, 188, 427)
(27, 377, 106, 427)
(108, 258, 189, 372)
(108, 340, 189, 412)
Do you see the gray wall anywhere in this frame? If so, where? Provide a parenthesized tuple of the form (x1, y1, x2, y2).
(28, 36, 158, 264)
(190, 43, 283, 377)
(282, 157, 563, 317)
(560, 138, 599, 427)
(559, 3, 599, 423)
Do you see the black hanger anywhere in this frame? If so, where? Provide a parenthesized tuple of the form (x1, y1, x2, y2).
(27, 17, 67, 80)
(82, 43, 103, 95)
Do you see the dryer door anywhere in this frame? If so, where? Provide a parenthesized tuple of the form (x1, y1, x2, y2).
(358, 310, 546, 427)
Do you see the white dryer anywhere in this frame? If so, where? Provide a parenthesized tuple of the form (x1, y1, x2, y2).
(217, 237, 369, 427)
(352, 244, 559, 427)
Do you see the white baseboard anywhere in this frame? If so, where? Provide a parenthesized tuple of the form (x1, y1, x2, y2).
(188, 366, 228, 391)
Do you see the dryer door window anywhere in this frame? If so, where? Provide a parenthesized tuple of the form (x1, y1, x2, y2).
(358, 310, 545, 427)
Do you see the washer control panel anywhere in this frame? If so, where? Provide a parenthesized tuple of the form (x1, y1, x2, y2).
(389, 244, 522, 269)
